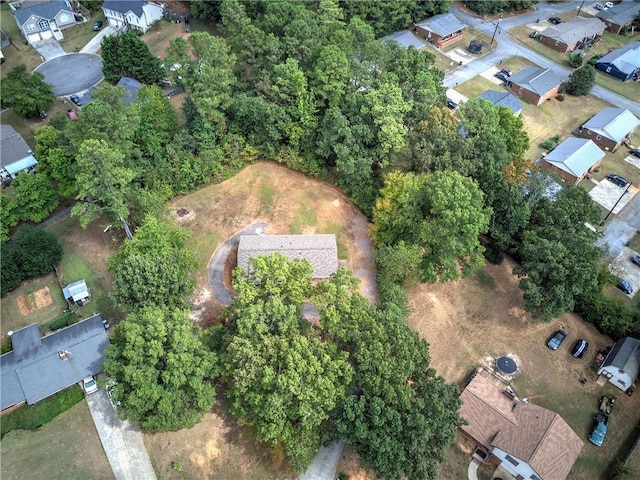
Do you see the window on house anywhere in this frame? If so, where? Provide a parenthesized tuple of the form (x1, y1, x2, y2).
(38, 19, 49, 29)
(505, 455, 519, 466)
(618, 379, 626, 386)
(606, 66, 612, 73)
(596, 135, 602, 140)
(27, 24, 36, 31)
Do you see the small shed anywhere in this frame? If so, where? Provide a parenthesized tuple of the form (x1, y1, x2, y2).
(62, 279, 91, 306)
(598, 337, 640, 391)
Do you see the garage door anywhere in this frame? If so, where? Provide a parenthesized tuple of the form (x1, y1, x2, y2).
(28, 33, 41, 43)
(41, 30, 53, 40)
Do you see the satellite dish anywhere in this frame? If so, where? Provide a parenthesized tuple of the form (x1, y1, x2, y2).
(8, 331, 13, 336)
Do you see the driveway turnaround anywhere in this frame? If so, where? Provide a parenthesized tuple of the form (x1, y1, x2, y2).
(31, 38, 66, 61)
(85, 389, 157, 480)
(35, 53, 103, 96)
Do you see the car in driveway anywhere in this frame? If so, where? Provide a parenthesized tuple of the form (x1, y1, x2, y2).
(70, 94, 82, 106)
(629, 148, 640, 158)
(589, 413, 608, 447)
(547, 329, 568, 350)
(495, 71, 510, 82)
(548, 17, 563, 24)
(594, 3, 606, 11)
(617, 279, 633, 294)
(571, 339, 588, 358)
(632, 254, 640, 267)
(606, 173, 629, 187)
(446, 98, 458, 109)
(93, 21, 103, 31)
(604, 2, 614, 8)
(82, 375, 98, 394)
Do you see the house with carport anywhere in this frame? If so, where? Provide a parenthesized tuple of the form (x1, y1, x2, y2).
(540, 16, 605, 53)
(598, 336, 640, 392)
(596, 1, 640, 34)
(507, 67, 563, 105)
(101, 0, 163, 34)
(11, 0, 80, 44)
(540, 138, 606, 184)
(596, 42, 640, 82)
(460, 373, 583, 480)
(580, 107, 640, 152)
(414, 13, 466, 49)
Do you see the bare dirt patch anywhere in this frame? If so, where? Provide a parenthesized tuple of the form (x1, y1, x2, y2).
(16, 287, 53, 316)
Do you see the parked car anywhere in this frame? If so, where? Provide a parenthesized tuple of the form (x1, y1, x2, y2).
(588, 413, 608, 447)
(617, 279, 633, 294)
(547, 329, 568, 350)
(548, 17, 563, 24)
(82, 375, 98, 394)
(571, 339, 589, 358)
(500, 68, 512, 77)
(495, 71, 510, 82)
(67, 109, 78, 120)
(594, 3, 606, 11)
(446, 98, 458, 109)
(93, 21, 103, 31)
(70, 94, 82, 106)
(606, 173, 629, 187)
(632, 254, 640, 267)
(604, 2, 614, 9)
(529, 31, 540, 39)
(468, 40, 483, 54)
(629, 148, 640, 158)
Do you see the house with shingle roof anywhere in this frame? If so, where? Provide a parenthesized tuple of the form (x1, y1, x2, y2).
(11, 0, 79, 44)
(597, 1, 640, 34)
(580, 107, 640, 152)
(0, 314, 109, 412)
(477, 90, 524, 116)
(381, 30, 427, 50)
(238, 234, 338, 279)
(541, 138, 606, 184)
(596, 42, 640, 82)
(540, 16, 605, 53)
(507, 67, 564, 105)
(414, 13, 466, 48)
(102, 0, 163, 34)
(598, 337, 640, 392)
(1, 124, 38, 182)
(460, 374, 583, 480)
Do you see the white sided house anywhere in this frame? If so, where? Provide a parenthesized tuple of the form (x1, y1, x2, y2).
(101, 0, 163, 34)
(598, 337, 640, 391)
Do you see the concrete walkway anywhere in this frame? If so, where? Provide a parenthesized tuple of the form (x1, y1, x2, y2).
(86, 389, 156, 480)
(468, 459, 479, 480)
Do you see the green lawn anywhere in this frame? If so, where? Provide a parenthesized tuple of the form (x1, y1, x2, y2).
(60, 11, 106, 53)
(0, 2, 43, 78)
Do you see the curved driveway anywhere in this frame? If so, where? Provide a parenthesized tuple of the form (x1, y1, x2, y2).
(35, 53, 103, 96)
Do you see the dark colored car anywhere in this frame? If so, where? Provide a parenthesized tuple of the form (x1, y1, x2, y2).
(468, 40, 483, 54)
(446, 98, 458, 109)
(93, 21, 103, 31)
(589, 413, 608, 447)
(500, 68, 512, 77)
(495, 71, 510, 82)
(571, 339, 589, 358)
(632, 254, 640, 267)
(548, 17, 563, 25)
(547, 329, 568, 350)
(529, 31, 539, 38)
(606, 173, 629, 187)
(629, 148, 640, 158)
(617, 279, 633, 295)
(70, 94, 82, 106)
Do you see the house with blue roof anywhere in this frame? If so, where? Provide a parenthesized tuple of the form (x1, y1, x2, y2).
(596, 42, 640, 82)
(62, 279, 91, 307)
(1, 125, 37, 183)
(102, 0, 164, 34)
(541, 137, 606, 184)
(477, 90, 524, 116)
(11, 0, 79, 44)
(1, 314, 109, 412)
(580, 107, 640, 152)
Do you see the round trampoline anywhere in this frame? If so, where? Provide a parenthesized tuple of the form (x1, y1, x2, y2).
(496, 356, 517, 375)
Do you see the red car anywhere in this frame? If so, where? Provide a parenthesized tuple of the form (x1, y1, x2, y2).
(67, 109, 78, 120)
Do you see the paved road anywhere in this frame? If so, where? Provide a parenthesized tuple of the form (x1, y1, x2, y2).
(85, 389, 157, 480)
(35, 53, 104, 96)
(598, 193, 640, 257)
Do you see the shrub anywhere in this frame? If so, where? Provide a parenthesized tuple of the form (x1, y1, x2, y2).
(1, 336, 13, 354)
(566, 64, 596, 96)
(568, 53, 584, 68)
(540, 134, 562, 151)
(587, 54, 603, 66)
(1, 250, 24, 295)
(49, 312, 75, 331)
(483, 244, 505, 265)
(556, 94, 565, 101)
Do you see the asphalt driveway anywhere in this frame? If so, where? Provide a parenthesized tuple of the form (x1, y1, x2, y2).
(35, 53, 103, 96)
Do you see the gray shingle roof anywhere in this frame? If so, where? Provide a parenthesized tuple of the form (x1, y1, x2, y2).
(477, 90, 524, 115)
(13, 0, 72, 27)
(508, 67, 564, 96)
(238, 234, 338, 279)
(102, 0, 145, 17)
(602, 337, 640, 384)
(415, 13, 466, 37)
(1, 124, 33, 167)
(597, 1, 640, 26)
(381, 30, 427, 50)
(582, 107, 640, 142)
(541, 16, 606, 45)
(597, 41, 640, 76)
(1, 314, 109, 409)
(116, 76, 143, 104)
(543, 138, 605, 178)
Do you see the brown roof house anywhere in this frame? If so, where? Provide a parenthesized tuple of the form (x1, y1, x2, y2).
(597, 1, 640, 34)
(541, 137, 606, 184)
(580, 107, 640, 152)
(540, 16, 605, 53)
(414, 13, 466, 48)
(237, 234, 338, 279)
(460, 374, 583, 480)
(507, 67, 564, 105)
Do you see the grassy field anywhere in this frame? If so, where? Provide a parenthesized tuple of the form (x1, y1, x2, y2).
(60, 11, 106, 54)
(142, 17, 221, 58)
(0, 98, 75, 148)
(1, 400, 113, 480)
(0, 3, 43, 78)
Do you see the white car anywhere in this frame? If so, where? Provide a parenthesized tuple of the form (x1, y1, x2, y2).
(81, 375, 98, 394)
(604, 2, 614, 8)
(594, 3, 606, 10)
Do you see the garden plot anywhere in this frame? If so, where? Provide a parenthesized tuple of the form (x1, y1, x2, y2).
(588, 179, 638, 214)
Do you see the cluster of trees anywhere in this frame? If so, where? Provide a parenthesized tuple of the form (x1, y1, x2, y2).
(101, 30, 164, 85)
(465, 1, 538, 15)
(0, 65, 55, 118)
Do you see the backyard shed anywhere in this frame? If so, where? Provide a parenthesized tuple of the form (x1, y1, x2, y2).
(62, 279, 91, 306)
(598, 336, 640, 391)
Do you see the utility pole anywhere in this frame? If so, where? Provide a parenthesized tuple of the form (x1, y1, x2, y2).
(600, 182, 632, 225)
(576, 0, 586, 17)
(491, 17, 502, 45)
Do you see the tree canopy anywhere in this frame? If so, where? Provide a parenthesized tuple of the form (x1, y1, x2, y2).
(565, 64, 596, 96)
(0, 65, 55, 117)
(101, 30, 164, 85)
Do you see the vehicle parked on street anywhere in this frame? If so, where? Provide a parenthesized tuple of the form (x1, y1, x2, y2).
(617, 279, 633, 294)
(606, 173, 629, 187)
(547, 329, 568, 350)
(588, 413, 608, 447)
(571, 339, 588, 358)
(70, 94, 82, 106)
(82, 375, 98, 394)
(594, 3, 606, 11)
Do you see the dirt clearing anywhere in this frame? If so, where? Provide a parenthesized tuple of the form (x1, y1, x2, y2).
(16, 287, 53, 315)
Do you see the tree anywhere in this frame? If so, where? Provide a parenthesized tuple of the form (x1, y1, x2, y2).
(101, 30, 164, 85)
(12, 226, 63, 278)
(0, 65, 55, 117)
(13, 172, 58, 222)
(565, 64, 596, 96)
(104, 306, 217, 431)
(109, 217, 196, 312)
(0, 194, 19, 242)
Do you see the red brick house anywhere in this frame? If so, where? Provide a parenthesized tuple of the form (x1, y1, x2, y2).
(540, 16, 605, 53)
(597, 1, 640, 34)
(580, 108, 640, 152)
(507, 67, 564, 105)
(541, 138, 606, 184)
(414, 13, 466, 48)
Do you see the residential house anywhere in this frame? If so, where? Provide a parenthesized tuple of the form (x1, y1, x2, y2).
(596, 1, 640, 34)
(598, 336, 640, 392)
(381, 30, 427, 50)
(540, 16, 605, 53)
(62, 279, 91, 307)
(477, 90, 524, 116)
(101, 0, 164, 34)
(0, 124, 37, 182)
(507, 67, 564, 105)
(237, 234, 338, 279)
(11, 0, 79, 44)
(460, 373, 583, 480)
(580, 107, 640, 152)
(414, 13, 467, 48)
(1, 314, 109, 412)
(1, 30, 10, 49)
(541, 137, 606, 184)
(596, 42, 640, 82)
(117, 76, 143, 104)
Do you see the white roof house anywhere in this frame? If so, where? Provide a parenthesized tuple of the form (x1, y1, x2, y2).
(542, 138, 605, 183)
(582, 108, 640, 144)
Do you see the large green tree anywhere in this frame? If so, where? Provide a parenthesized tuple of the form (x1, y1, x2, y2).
(105, 306, 217, 431)
(0, 194, 19, 242)
(0, 65, 55, 118)
(101, 30, 164, 85)
(565, 64, 596, 96)
(13, 172, 58, 223)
